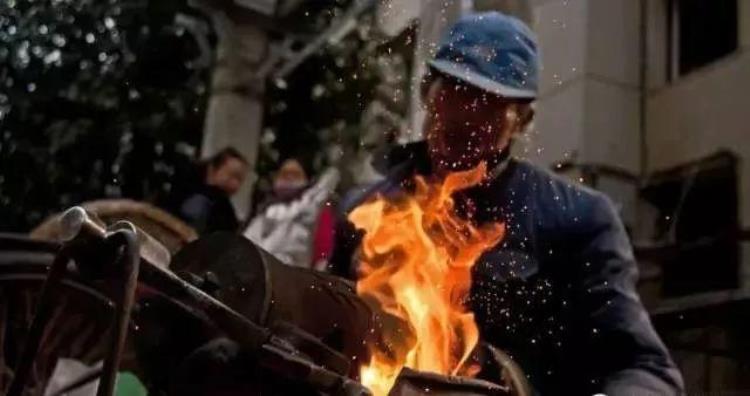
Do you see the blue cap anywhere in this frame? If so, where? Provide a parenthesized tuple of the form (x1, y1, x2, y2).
(429, 12, 539, 99)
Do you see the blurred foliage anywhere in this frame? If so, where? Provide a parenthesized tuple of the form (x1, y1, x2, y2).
(0, 0, 392, 229)
(0, 0, 213, 231)
(259, 3, 381, 185)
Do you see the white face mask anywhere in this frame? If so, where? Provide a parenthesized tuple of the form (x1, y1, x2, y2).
(273, 179, 307, 198)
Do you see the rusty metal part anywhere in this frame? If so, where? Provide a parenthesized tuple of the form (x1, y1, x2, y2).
(389, 368, 510, 396)
(6, 247, 73, 396)
(110, 220, 171, 270)
(0, 234, 124, 395)
(478, 344, 532, 396)
(30, 199, 198, 254)
(51, 207, 371, 395)
(7, 217, 142, 396)
(58, 207, 171, 270)
(136, 248, 372, 395)
(170, 232, 375, 374)
(272, 321, 351, 377)
(58, 206, 107, 241)
(96, 229, 140, 396)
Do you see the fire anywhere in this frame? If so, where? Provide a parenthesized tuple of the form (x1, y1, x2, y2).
(349, 163, 505, 396)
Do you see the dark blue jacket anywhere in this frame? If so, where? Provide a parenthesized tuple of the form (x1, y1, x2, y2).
(178, 184, 239, 234)
(331, 143, 684, 395)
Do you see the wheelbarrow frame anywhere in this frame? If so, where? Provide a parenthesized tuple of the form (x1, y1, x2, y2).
(6, 207, 369, 396)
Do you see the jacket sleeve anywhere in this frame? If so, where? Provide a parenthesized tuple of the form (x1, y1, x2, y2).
(575, 194, 684, 395)
(244, 212, 268, 245)
(180, 194, 212, 234)
(329, 216, 361, 279)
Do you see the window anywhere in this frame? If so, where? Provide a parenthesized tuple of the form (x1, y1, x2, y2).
(668, 0, 738, 78)
(640, 152, 739, 297)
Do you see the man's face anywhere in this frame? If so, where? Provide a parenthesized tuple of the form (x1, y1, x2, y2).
(423, 78, 517, 175)
(207, 157, 248, 196)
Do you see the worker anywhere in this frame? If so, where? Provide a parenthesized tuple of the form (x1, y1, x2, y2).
(331, 11, 684, 395)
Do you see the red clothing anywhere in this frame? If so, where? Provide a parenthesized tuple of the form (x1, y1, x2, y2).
(311, 203, 335, 269)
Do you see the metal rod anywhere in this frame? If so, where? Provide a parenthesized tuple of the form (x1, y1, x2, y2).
(96, 229, 141, 396)
(136, 259, 371, 395)
(137, 260, 272, 350)
(7, 248, 72, 396)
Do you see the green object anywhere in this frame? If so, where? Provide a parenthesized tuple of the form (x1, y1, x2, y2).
(115, 372, 147, 396)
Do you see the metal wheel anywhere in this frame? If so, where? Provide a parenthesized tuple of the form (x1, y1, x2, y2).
(0, 235, 121, 396)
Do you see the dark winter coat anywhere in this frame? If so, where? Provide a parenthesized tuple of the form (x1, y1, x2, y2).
(178, 184, 239, 235)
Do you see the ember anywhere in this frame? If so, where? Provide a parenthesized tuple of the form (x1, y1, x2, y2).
(350, 163, 505, 396)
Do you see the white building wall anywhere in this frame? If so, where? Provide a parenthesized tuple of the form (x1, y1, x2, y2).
(583, 0, 642, 174)
(522, 0, 642, 224)
(519, 0, 587, 166)
(523, 0, 642, 171)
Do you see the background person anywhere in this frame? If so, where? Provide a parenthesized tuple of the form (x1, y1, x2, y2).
(244, 158, 339, 269)
(176, 147, 248, 234)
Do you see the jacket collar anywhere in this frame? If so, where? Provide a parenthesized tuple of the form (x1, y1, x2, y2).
(379, 140, 513, 183)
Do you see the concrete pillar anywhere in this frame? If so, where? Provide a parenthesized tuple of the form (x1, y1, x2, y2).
(201, 10, 268, 220)
(375, 0, 421, 37)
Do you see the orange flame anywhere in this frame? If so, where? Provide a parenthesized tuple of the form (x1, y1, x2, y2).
(350, 163, 505, 396)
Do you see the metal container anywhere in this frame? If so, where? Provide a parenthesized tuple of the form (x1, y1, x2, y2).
(169, 232, 375, 374)
(389, 368, 510, 396)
